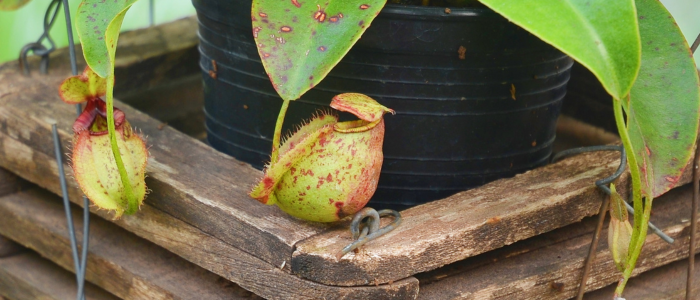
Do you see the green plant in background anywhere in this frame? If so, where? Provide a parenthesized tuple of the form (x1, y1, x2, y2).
(0, 0, 31, 11)
(0, 0, 194, 64)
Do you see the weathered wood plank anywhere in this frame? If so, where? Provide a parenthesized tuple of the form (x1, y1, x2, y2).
(113, 17, 200, 97)
(0, 187, 418, 300)
(0, 188, 260, 300)
(0, 251, 119, 300)
(586, 253, 700, 300)
(553, 115, 619, 153)
(414, 183, 698, 299)
(0, 168, 31, 197)
(0, 236, 22, 259)
(293, 145, 690, 285)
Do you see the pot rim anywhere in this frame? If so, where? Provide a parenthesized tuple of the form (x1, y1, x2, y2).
(380, 3, 499, 20)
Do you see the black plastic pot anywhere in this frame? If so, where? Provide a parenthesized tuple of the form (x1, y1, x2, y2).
(192, 0, 573, 210)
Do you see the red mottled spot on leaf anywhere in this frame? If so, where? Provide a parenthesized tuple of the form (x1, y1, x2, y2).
(281, 26, 292, 32)
(338, 13, 344, 18)
(318, 46, 327, 52)
(335, 201, 347, 219)
(263, 177, 274, 189)
(313, 5, 326, 22)
(646, 146, 652, 156)
(360, 4, 370, 9)
(319, 136, 329, 147)
(306, 185, 311, 190)
(253, 27, 262, 38)
(326, 173, 333, 182)
(290, 167, 296, 175)
(259, 12, 267, 18)
(358, 20, 364, 27)
(291, 0, 301, 8)
(329, 16, 338, 22)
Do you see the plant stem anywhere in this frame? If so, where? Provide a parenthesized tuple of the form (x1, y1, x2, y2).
(270, 99, 290, 165)
(613, 97, 652, 296)
(106, 73, 137, 215)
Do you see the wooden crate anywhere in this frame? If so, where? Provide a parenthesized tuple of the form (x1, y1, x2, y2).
(0, 16, 697, 299)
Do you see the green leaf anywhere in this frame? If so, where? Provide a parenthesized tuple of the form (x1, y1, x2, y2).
(76, 0, 140, 78)
(477, 0, 640, 100)
(625, 0, 700, 198)
(252, 0, 387, 101)
(0, 0, 30, 11)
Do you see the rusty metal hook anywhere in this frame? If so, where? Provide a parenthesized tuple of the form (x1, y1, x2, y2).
(338, 208, 401, 259)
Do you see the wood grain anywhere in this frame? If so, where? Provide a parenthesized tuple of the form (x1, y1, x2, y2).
(0, 188, 261, 300)
(0, 188, 418, 300)
(414, 183, 698, 299)
(586, 253, 700, 300)
(0, 168, 31, 197)
(0, 235, 22, 259)
(293, 147, 691, 286)
(0, 251, 119, 300)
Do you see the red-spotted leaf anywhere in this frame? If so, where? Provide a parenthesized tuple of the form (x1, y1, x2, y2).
(0, 0, 30, 11)
(252, 0, 386, 101)
(76, 0, 140, 78)
(624, 0, 700, 198)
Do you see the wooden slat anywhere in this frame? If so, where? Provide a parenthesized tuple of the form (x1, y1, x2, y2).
(0, 187, 417, 299)
(0, 188, 260, 300)
(413, 182, 697, 299)
(0, 251, 118, 300)
(0, 133, 418, 299)
(292, 148, 692, 286)
(0, 236, 21, 259)
(0, 169, 31, 198)
(586, 253, 700, 300)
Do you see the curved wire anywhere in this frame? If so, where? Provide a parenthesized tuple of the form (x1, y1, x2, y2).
(339, 208, 402, 259)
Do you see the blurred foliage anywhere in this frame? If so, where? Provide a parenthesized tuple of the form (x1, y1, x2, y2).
(0, 0, 195, 63)
(0, 0, 696, 65)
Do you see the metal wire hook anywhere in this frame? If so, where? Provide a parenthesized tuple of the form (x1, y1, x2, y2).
(19, 0, 62, 75)
(553, 145, 673, 243)
(338, 208, 402, 259)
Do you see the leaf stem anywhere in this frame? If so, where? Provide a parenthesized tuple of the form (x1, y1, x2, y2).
(613, 96, 652, 296)
(106, 73, 137, 215)
(271, 99, 290, 165)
